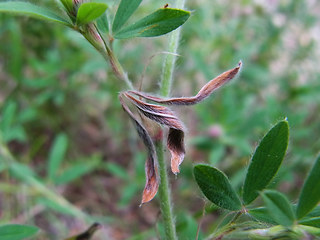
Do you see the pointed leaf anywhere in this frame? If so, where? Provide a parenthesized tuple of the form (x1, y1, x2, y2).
(297, 155, 320, 219)
(48, 133, 68, 181)
(243, 120, 289, 204)
(299, 217, 320, 228)
(60, 0, 73, 13)
(249, 207, 277, 225)
(114, 8, 190, 39)
(55, 159, 100, 185)
(97, 13, 109, 33)
(0, 2, 71, 26)
(305, 205, 320, 218)
(194, 165, 242, 211)
(112, 0, 142, 33)
(76, 2, 108, 25)
(261, 190, 295, 227)
(0, 224, 39, 240)
(37, 198, 76, 216)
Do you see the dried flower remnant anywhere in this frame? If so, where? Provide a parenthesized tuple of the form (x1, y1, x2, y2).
(124, 92, 185, 130)
(119, 95, 159, 205)
(128, 61, 242, 106)
(167, 128, 185, 174)
(123, 92, 186, 174)
(119, 62, 241, 203)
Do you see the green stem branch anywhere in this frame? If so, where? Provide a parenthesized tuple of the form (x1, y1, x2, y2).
(81, 25, 134, 90)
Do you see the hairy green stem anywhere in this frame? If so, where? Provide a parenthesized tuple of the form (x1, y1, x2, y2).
(157, 0, 185, 239)
(160, 0, 186, 97)
(81, 25, 134, 90)
(103, 44, 134, 90)
(156, 141, 177, 240)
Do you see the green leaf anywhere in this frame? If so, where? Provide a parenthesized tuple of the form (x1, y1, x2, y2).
(112, 0, 142, 33)
(60, 0, 73, 13)
(248, 207, 277, 225)
(305, 206, 320, 218)
(48, 133, 68, 181)
(194, 165, 242, 211)
(0, 2, 71, 26)
(261, 190, 295, 227)
(299, 217, 320, 228)
(103, 162, 129, 181)
(243, 120, 289, 204)
(55, 158, 100, 185)
(97, 13, 109, 33)
(37, 197, 76, 216)
(9, 162, 36, 180)
(114, 8, 190, 39)
(76, 2, 108, 25)
(296, 155, 320, 219)
(0, 101, 17, 133)
(0, 224, 38, 240)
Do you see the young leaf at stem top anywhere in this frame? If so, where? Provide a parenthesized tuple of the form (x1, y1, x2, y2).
(112, 0, 142, 34)
(243, 120, 289, 205)
(0, 1, 72, 26)
(194, 165, 242, 211)
(76, 2, 108, 26)
(261, 190, 295, 227)
(114, 8, 190, 39)
(296, 155, 320, 219)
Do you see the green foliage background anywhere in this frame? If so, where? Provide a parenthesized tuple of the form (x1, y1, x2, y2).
(0, 0, 319, 239)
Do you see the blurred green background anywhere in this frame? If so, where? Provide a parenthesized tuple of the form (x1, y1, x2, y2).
(0, 0, 320, 239)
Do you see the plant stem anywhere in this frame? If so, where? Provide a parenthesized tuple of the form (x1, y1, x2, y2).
(103, 44, 134, 90)
(157, 0, 185, 239)
(156, 141, 177, 240)
(81, 25, 134, 90)
(160, 0, 186, 97)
